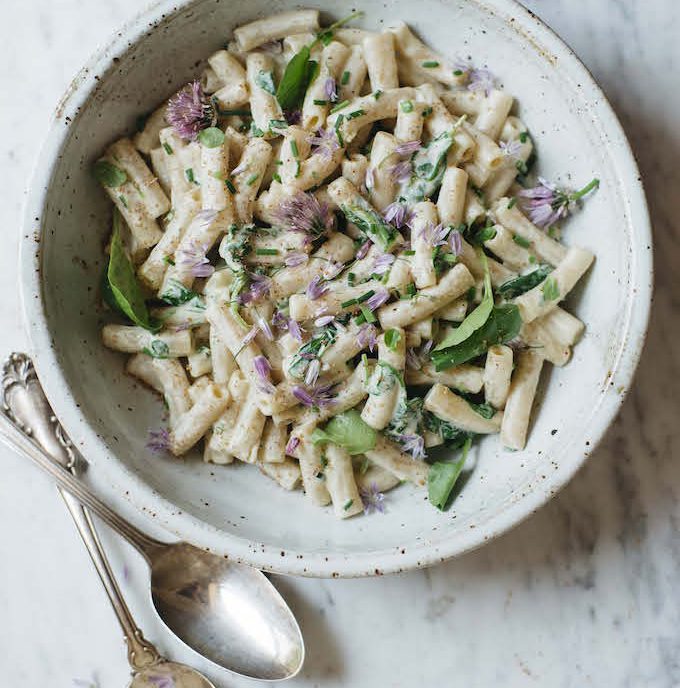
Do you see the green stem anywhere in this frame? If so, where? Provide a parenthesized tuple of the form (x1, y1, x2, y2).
(570, 177, 600, 200)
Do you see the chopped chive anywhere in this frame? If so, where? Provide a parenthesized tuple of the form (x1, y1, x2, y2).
(330, 99, 350, 113)
(185, 168, 196, 184)
(422, 106, 433, 117)
(529, 254, 537, 264)
(513, 234, 531, 249)
(343, 499, 354, 511)
(384, 328, 402, 351)
(400, 100, 414, 113)
(422, 60, 440, 68)
(373, 90, 383, 100)
(118, 194, 128, 208)
(403, 249, 415, 256)
(507, 197, 518, 209)
(453, 69, 464, 76)
(162, 255, 175, 266)
(162, 142, 173, 155)
(225, 179, 236, 194)
(272, 172, 282, 184)
(246, 173, 259, 186)
(347, 109, 365, 120)
(354, 312, 366, 325)
(347, 272, 356, 286)
(334, 114, 345, 147)
(360, 305, 377, 323)
(519, 131, 529, 143)
(256, 248, 279, 256)
(294, 160, 301, 178)
(341, 298, 358, 308)
(290, 140, 299, 158)
(357, 289, 375, 303)
(218, 108, 251, 116)
(341, 70, 351, 85)
(313, 99, 328, 106)
(406, 282, 417, 297)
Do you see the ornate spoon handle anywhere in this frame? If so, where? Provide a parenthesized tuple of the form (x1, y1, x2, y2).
(1, 353, 161, 671)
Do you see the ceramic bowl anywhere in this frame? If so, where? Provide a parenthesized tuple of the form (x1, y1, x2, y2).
(21, 0, 652, 577)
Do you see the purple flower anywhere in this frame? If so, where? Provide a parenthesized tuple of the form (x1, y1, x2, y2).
(304, 358, 321, 386)
(284, 251, 309, 268)
(449, 229, 463, 256)
(372, 252, 395, 275)
(356, 240, 371, 260)
(366, 288, 390, 311)
(467, 68, 497, 96)
(254, 313, 274, 341)
(390, 160, 412, 183)
(360, 482, 386, 514)
(147, 676, 175, 688)
(288, 318, 304, 342)
(240, 273, 271, 304)
(292, 383, 336, 408)
(146, 428, 170, 453)
(357, 323, 378, 352)
(419, 222, 449, 247)
(307, 127, 341, 159)
(277, 191, 334, 238)
(500, 139, 523, 161)
(518, 177, 600, 229)
(176, 239, 214, 278)
(382, 201, 412, 229)
(286, 435, 300, 456)
(306, 275, 329, 300)
(254, 355, 275, 394)
(166, 80, 216, 141)
(322, 261, 344, 280)
(395, 433, 426, 461)
(323, 77, 338, 102)
(314, 314, 335, 327)
(395, 140, 421, 156)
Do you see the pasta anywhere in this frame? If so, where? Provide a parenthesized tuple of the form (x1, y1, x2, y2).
(95, 10, 598, 518)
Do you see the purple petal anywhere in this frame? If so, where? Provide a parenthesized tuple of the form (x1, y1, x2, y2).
(254, 355, 275, 394)
(323, 77, 338, 102)
(277, 191, 333, 237)
(395, 140, 421, 156)
(360, 481, 386, 514)
(383, 202, 407, 228)
(365, 166, 375, 191)
(255, 314, 273, 341)
(242, 325, 259, 346)
(146, 428, 170, 453)
(357, 323, 378, 352)
(322, 261, 344, 280)
(372, 253, 395, 275)
(285, 436, 300, 456)
(285, 251, 309, 267)
(356, 241, 371, 260)
(366, 288, 390, 311)
(304, 358, 321, 386)
(449, 229, 463, 256)
(292, 385, 314, 406)
(288, 319, 304, 342)
(306, 275, 329, 300)
(314, 315, 335, 327)
(166, 80, 216, 141)
(307, 127, 341, 159)
(390, 160, 412, 183)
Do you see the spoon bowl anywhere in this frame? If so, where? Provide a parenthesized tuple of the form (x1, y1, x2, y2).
(149, 543, 304, 680)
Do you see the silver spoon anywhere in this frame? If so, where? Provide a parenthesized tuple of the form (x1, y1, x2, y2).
(0, 353, 304, 683)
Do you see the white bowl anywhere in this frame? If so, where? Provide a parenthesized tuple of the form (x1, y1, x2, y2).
(21, 0, 652, 577)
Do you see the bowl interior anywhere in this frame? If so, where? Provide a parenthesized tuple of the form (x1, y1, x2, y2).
(26, 0, 650, 575)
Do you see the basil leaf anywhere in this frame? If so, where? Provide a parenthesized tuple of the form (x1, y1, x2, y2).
(428, 437, 472, 510)
(384, 328, 402, 351)
(434, 249, 493, 351)
(255, 69, 276, 95)
(401, 131, 453, 203)
(94, 160, 127, 188)
(498, 264, 553, 299)
(311, 409, 377, 455)
(142, 339, 170, 358)
(467, 400, 495, 419)
(276, 47, 317, 111)
(341, 202, 398, 250)
(106, 211, 157, 331)
(198, 127, 225, 148)
(431, 304, 522, 371)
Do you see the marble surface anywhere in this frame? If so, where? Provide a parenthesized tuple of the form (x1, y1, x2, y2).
(0, 1, 677, 686)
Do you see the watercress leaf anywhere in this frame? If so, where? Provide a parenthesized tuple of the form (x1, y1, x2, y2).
(106, 211, 157, 331)
(142, 339, 170, 359)
(384, 328, 402, 351)
(541, 276, 560, 302)
(434, 249, 493, 351)
(430, 304, 522, 371)
(497, 264, 553, 299)
(197, 127, 225, 148)
(428, 437, 472, 510)
(276, 47, 315, 111)
(94, 160, 127, 188)
(311, 409, 377, 455)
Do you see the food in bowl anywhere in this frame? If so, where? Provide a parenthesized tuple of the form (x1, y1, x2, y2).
(95, 9, 598, 519)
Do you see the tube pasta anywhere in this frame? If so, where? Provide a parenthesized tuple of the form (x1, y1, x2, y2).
(405, 362, 484, 394)
(232, 138, 273, 223)
(102, 325, 192, 357)
(246, 52, 284, 135)
(424, 383, 502, 434)
(325, 445, 364, 518)
(295, 422, 331, 505)
(437, 167, 468, 226)
(483, 345, 513, 409)
(134, 105, 168, 155)
(302, 41, 350, 131)
(410, 201, 439, 288)
(208, 50, 249, 109)
(363, 32, 399, 91)
(234, 10, 320, 52)
(364, 436, 428, 485)
(338, 45, 368, 101)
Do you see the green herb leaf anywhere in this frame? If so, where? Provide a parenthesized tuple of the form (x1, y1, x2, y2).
(512, 234, 531, 249)
(428, 437, 472, 510)
(341, 202, 397, 250)
(311, 408, 377, 455)
(384, 328, 402, 351)
(402, 131, 454, 203)
(276, 47, 317, 111)
(400, 100, 414, 113)
(94, 160, 127, 188)
(330, 99, 350, 113)
(435, 249, 493, 351)
(422, 60, 440, 68)
(106, 211, 157, 331)
(161, 279, 200, 307)
(423, 411, 472, 448)
(255, 69, 276, 95)
(341, 70, 350, 85)
(142, 339, 170, 358)
(430, 304, 522, 371)
(467, 400, 495, 419)
(198, 127, 225, 148)
(497, 264, 553, 299)
(541, 276, 560, 302)
(162, 142, 174, 155)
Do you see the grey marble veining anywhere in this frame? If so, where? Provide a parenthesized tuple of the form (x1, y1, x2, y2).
(0, 0, 678, 686)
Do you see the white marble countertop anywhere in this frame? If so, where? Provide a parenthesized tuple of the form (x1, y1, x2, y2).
(1, 1, 678, 686)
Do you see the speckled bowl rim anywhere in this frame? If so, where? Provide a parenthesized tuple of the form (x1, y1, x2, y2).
(20, 0, 653, 577)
